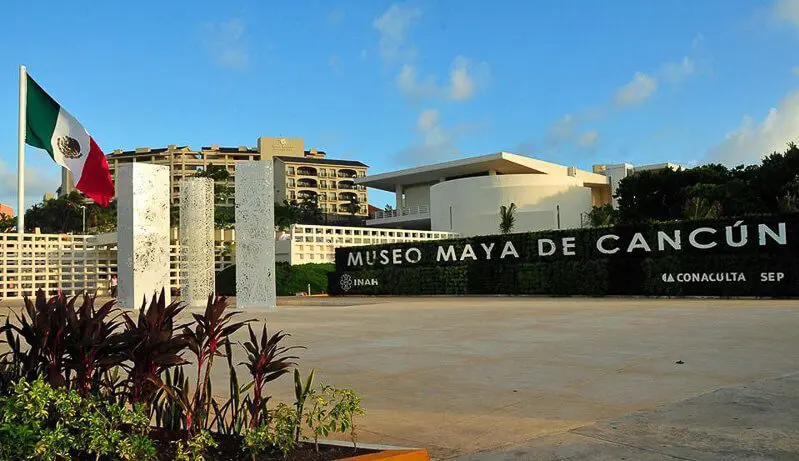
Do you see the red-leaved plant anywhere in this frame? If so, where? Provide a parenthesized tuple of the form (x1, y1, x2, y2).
(179, 295, 248, 434)
(241, 324, 301, 428)
(120, 289, 190, 408)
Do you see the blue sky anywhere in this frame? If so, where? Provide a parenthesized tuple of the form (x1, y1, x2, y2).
(2, 0, 799, 212)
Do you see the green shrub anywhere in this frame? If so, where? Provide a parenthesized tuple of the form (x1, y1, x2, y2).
(0, 378, 156, 460)
(216, 262, 334, 296)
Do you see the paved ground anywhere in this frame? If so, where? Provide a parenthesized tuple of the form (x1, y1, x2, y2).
(3, 296, 799, 459)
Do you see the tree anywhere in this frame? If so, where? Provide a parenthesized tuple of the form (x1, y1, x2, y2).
(384, 204, 394, 212)
(297, 195, 322, 225)
(0, 214, 16, 232)
(275, 200, 301, 230)
(343, 198, 360, 216)
(587, 204, 617, 227)
(24, 191, 116, 234)
(499, 203, 517, 234)
(193, 165, 234, 228)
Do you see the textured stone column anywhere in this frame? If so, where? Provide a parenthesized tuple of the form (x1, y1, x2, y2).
(179, 177, 215, 307)
(235, 161, 276, 309)
(117, 164, 170, 309)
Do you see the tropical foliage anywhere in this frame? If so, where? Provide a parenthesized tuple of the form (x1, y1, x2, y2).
(499, 203, 517, 234)
(24, 191, 116, 234)
(0, 289, 365, 460)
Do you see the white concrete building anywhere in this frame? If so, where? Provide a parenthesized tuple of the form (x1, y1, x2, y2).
(358, 152, 613, 237)
(358, 152, 678, 237)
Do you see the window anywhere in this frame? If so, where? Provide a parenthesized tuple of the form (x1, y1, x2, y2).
(320, 180, 327, 188)
(359, 194, 366, 202)
(319, 192, 326, 200)
(329, 169, 336, 177)
(330, 181, 336, 189)
(321, 205, 327, 212)
(287, 179, 295, 188)
(319, 169, 326, 177)
(330, 205, 337, 213)
(359, 171, 366, 177)
(289, 191, 296, 200)
(287, 167, 295, 175)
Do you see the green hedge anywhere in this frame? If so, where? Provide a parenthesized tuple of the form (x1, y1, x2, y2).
(216, 262, 334, 297)
(328, 213, 799, 297)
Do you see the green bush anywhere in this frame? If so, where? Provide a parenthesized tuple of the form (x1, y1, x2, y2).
(328, 213, 799, 297)
(0, 378, 156, 460)
(216, 262, 334, 296)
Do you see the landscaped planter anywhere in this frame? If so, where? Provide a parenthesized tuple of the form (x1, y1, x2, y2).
(319, 440, 430, 461)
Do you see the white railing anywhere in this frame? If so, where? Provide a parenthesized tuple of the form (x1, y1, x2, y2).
(0, 224, 456, 299)
(371, 204, 430, 220)
(286, 223, 457, 264)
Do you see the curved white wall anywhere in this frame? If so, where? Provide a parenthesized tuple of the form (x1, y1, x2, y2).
(430, 174, 592, 236)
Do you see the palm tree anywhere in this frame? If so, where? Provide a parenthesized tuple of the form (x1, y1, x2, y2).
(499, 203, 517, 234)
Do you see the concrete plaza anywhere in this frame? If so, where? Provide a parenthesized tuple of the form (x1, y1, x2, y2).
(222, 296, 799, 459)
(4, 296, 799, 459)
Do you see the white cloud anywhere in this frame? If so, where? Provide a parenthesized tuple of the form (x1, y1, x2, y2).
(396, 109, 458, 165)
(578, 130, 599, 147)
(396, 57, 489, 101)
(661, 57, 696, 84)
(327, 8, 344, 26)
(775, 0, 799, 27)
(449, 56, 476, 100)
(707, 89, 799, 165)
(614, 72, 658, 107)
(372, 4, 421, 62)
(200, 18, 249, 69)
(396, 64, 438, 100)
(329, 55, 342, 75)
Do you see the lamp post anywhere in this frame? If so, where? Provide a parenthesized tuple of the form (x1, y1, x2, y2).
(80, 205, 86, 234)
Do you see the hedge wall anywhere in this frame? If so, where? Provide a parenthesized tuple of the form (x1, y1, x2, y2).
(217, 262, 334, 297)
(328, 213, 799, 297)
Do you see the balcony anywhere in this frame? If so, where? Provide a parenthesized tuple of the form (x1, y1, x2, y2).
(338, 192, 358, 202)
(338, 169, 357, 179)
(338, 180, 355, 190)
(297, 178, 318, 188)
(297, 190, 318, 200)
(297, 166, 317, 176)
(367, 204, 431, 229)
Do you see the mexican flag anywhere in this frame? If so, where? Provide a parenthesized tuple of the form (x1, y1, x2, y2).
(25, 73, 114, 207)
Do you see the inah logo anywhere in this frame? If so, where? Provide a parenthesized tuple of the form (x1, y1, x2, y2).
(340, 274, 353, 292)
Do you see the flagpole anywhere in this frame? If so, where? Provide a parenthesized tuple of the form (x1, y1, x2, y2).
(17, 65, 27, 234)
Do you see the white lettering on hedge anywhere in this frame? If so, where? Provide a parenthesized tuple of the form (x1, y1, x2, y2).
(365, 251, 376, 265)
(674, 272, 746, 282)
(596, 234, 619, 254)
(501, 241, 519, 259)
(380, 249, 390, 265)
(538, 239, 556, 256)
(481, 242, 495, 259)
(562, 237, 576, 256)
(689, 227, 717, 249)
(759, 223, 786, 246)
(347, 252, 363, 267)
(627, 232, 651, 252)
(657, 230, 681, 251)
(461, 244, 478, 261)
(406, 247, 422, 264)
(437, 245, 457, 262)
(392, 248, 403, 264)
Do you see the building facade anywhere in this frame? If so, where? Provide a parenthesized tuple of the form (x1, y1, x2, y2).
(357, 152, 613, 236)
(86, 137, 368, 218)
(0, 203, 13, 218)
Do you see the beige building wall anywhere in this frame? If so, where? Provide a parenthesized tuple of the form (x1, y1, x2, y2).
(101, 137, 368, 217)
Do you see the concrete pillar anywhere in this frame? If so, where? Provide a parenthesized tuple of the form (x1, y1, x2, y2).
(117, 164, 171, 309)
(395, 184, 404, 210)
(179, 177, 215, 307)
(235, 161, 276, 309)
